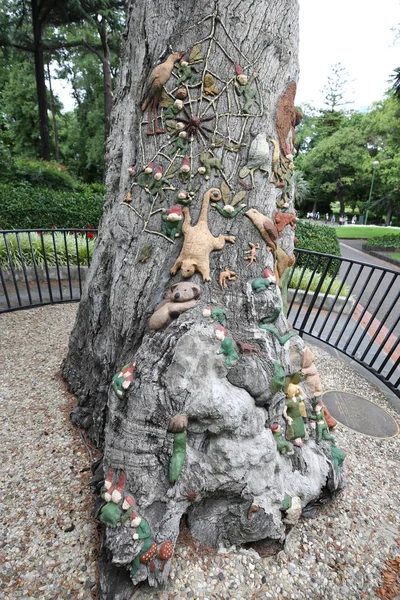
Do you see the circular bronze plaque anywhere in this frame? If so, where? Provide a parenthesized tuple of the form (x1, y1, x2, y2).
(321, 390, 399, 439)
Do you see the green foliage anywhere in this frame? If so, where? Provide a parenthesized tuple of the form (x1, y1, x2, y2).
(366, 234, 400, 248)
(295, 221, 341, 274)
(0, 55, 40, 157)
(335, 226, 400, 239)
(12, 159, 77, 190)
(0, 231, 96, 269)
(292, 170, 310, 206)
(0, 181, 105, 229)
(289, 267, 350, 298)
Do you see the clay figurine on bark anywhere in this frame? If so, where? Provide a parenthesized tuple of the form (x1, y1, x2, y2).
(301, 346, 323, 397)
(149, 283, 201, 330)
(198, 151, 223, 180)
(100, 472, 126, 527)
(245, 208, 278, 254)
(238, 132, 269, 187)
(270, 423, 294, 455)
(215, 326, 239, 367)
(213, 181, 247, 218)
(283, 383, 307, 447)
(170, 188, 236, 281)
(142, 50, 185, 135)
(219, 266, 237, 290)
(234, 63, 259, 115)
(112, 362, 136, 399)
(169, 431, 187, 482)
(274, 211, 297, 236)
(161, 205, 183, 240)
(310, 402, 335, 443)
(129, 512, 155, 575)
(251, 268, 276, 292)
(202, 305, 229, 326)
(120, 496, 136, 524)
(243, 242, 260, 266)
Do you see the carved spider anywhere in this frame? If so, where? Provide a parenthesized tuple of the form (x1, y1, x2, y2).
(179, 487, 198, 502)
(175, 106, 215, 140)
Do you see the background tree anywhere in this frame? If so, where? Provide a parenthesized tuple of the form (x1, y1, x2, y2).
(0, 0, 125, 159)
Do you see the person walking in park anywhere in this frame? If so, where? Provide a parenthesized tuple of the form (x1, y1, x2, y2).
(331, 215, 336, 225)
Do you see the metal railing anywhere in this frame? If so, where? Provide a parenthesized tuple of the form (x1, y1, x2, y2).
(0, 228, 97, 312)
(287, 249, 399, 399)
(0, 231, 398, 398)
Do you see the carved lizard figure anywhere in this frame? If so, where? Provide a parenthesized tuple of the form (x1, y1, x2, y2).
(170, 189, 236, 281)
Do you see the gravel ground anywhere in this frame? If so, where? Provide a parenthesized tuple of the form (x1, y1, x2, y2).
(1, 304, 399, 600)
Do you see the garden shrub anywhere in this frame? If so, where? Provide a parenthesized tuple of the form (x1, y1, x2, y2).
(366, 234, 400, 249)
(13, 159, 78, 190)
(0, 182, 106, 229)
(288, 267, 350, 297)
(295, 220, 341, 275)
(0, 231, 96, 268)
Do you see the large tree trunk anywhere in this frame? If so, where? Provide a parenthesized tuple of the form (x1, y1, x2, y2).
(63, 1, 345, 597)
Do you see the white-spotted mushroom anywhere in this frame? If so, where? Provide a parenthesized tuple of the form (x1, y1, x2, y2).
(157, 540, 174, 571)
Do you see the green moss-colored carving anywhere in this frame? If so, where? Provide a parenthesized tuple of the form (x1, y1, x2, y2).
(169, 431, 187, 483)
(218, 337, 239, 367)
(331, 444, 346, 473)
(259, 324, 297, 346)
(260, 307, 281, 324)
(252, 277, 272, 293)
(100, 502, 122, 527)
(270, 361, 286, 394)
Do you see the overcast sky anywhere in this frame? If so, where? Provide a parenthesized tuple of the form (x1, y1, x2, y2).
(297, 0, 400, 110)
(53, 0, 400, 113)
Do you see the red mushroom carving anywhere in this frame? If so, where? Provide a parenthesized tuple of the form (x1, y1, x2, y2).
(139, 542, 157, 564)
(157, 540, 174, 572)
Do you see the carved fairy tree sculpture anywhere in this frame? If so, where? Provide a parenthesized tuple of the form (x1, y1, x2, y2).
(62, 1, 345, 597)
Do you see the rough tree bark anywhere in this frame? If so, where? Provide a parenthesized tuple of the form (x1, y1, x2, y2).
(31, 0, 51, 161)
(62, 1, 345, 597)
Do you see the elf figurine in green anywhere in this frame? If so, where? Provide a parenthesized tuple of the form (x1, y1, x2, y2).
(161, 205, 183, 240)
(202, 305, 229, 326)
(310, 402, 335, 443)
(252, 268, 277, 293)
(270, 423, 294, 455)
(120, 495, 135, 524)
(112, 362, 136, 399)
(99, 471, 125, 527)
(129, 512, 155, 576)
(216, 326, 239, 367)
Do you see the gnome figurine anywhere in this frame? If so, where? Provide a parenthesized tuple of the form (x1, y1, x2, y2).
(161, 205, 183, 240)
(216, 326, 239, 367)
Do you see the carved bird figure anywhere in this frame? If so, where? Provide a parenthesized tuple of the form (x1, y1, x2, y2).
(141, 51, 185, 135)
(239, 132, 269, 188)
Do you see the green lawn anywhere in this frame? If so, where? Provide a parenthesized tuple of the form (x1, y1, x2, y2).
(391, 253, 400, 261)
(334, 226, 400, 239)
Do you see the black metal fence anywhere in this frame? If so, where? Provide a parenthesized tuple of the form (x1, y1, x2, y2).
(287, 249, 399, 399)
(0, 230, 399, 398)
(0, 228, 96, 312)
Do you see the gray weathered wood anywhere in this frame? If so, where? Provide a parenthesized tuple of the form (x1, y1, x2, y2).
(62, 2, 345, 597)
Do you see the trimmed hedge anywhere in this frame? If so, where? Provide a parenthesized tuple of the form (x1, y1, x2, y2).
(0, 181, 106, 229)
(295, 220, 341, 275)
(366, 234, 400, 249)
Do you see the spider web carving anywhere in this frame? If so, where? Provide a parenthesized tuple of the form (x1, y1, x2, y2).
(124, 13, 269, 243)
